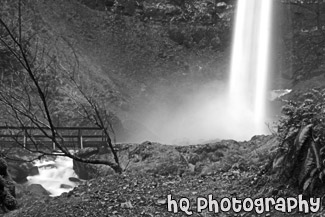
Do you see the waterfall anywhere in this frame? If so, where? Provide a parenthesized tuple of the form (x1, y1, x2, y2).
(117, 0, 275, 143)
(229, 0, 273, 134)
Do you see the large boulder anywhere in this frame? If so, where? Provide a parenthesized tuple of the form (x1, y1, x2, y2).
(28, 166, 39, 176)
(73, 142, 192, 179)
(6, 161, 35, 183)
(0, 158, 17, 213)
(60, 184, 73, 189)
(126, 141, 191, 176)
(26, 184, 50, 198)
(73, 148, 115, 180)
(4, 150, 43, 183)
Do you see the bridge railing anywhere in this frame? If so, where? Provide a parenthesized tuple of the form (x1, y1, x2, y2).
(0, 126, 107, 149)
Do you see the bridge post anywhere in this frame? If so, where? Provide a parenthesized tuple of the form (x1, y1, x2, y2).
(78, 129, 83, 149)
(23, 130, 26, 148)
(80, 135, 83, 149)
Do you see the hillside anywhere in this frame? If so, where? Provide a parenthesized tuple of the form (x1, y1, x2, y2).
(5, 135, 325, 217)
(1, 0, 325, 142)
(28, 0, 232, 111)
(0, 0, 241, 143)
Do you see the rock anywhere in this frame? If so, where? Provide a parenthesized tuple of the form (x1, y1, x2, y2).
(3, 190, 17, 211)
(38, 164, 56, 170)
(26, 184, 50, 197)
(68, 177, 82, 183)
(6, 164, 28, 183)
(127, 142, 192, 176)
(121, 201, 133, 209)
(0, 176, 15, 198)
(0, 158, 18, 212)
(73, 148, 115, 180)
(168, 28, 186, 45)
(7, 161, 34, 183)
(60, 184, 73, 189)
(28, 166, 39, 176)
(14, 183, 25, 199)
(0, 159, 16, 197)
(73, 160, 115, 180)
(121, 0, 136, 16)
(156, 198, 167, 205)
(188, 163, 195, 173)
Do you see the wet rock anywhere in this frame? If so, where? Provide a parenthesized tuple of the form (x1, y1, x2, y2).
(26, 184, 50, 197)
(7, 161, 33, 183)
(28, 166, 39, 176)
(38, 163, 57, 170)
(60, 184, 73, 189)
(69, 177, 82, 183)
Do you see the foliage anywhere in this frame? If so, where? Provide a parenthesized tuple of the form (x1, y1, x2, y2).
(273, 88, 325, 195)
(0, 0, 122, 173)
(277, 88, 325, 140)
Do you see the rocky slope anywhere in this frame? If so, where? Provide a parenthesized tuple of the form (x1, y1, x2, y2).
(3, 135, 323, 217)
(0, 0, 237, 142)
(2, 0, 324, 141)
(23, 0, 233, 112)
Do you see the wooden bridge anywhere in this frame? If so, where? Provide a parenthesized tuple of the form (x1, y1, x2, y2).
(0, 126, 108, 150)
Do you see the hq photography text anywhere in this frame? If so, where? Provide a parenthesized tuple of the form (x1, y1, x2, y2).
(167, 194, 321, 215)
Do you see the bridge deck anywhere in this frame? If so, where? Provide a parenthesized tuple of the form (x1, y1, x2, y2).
(0, 126, 109, 149)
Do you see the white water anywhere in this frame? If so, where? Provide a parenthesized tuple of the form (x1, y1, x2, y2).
(270, 89, 292, 101)
(229, 0, 273, 135)
(27, 156, 79, 197)
(107, 0, 275, 144)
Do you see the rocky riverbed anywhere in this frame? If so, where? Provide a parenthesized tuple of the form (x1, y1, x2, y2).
(2, 135, 323, 217)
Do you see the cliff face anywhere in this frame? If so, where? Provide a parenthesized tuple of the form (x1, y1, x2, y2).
(30, 0, 324, 108)
(0, 0, 235, 141)
(24, 0, 233, 113)
(2, 0, 324, 141)
(275, 1, 325, 92)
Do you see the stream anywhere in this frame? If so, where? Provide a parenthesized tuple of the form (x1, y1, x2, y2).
(27, 156, 79, 197)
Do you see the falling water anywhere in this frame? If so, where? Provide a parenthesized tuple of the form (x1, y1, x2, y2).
(229, 0, 273, 134)
(124, 0, 275, 143)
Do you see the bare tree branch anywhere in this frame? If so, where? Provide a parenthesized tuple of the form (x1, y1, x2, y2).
(0, 3, 122, 173)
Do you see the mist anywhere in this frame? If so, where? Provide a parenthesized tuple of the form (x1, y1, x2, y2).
(127, 79, 270, 145)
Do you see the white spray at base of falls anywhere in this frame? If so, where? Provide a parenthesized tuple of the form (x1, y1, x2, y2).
(125, 0, 275, 144)
(27, 156, 79, 197)
(229, 0, 273, 135)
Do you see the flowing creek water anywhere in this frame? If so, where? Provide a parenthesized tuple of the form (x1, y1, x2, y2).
(27, 156, 79, 197)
